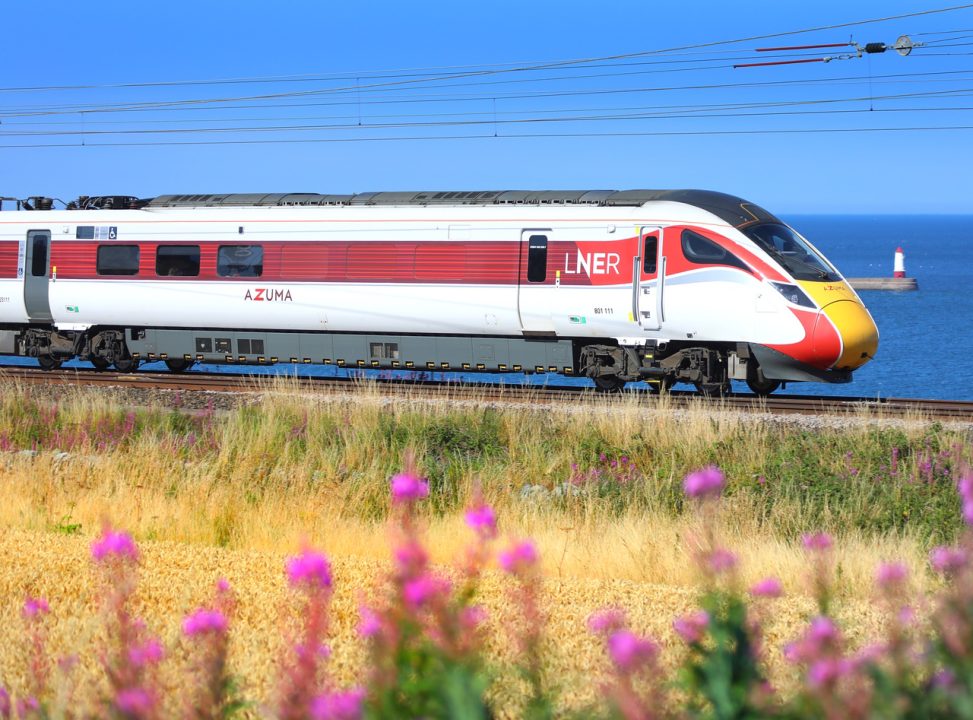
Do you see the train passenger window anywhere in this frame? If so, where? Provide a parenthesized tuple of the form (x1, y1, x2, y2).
(681, 230, 750, 273)
(96, 245, 140, 276)
(643, 234, 658, 274)
(526, 234, 548, 283)
(156, 245, 200, 277)
(217, 245, 263, 277)
(30, 235, 48, 277)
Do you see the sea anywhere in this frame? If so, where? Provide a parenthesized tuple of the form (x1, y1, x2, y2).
(6, 215, 972, 401)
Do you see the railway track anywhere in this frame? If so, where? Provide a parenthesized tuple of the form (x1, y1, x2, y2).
(2, 364, 972, 422)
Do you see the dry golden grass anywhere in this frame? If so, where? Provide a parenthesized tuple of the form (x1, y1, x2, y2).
(0, 380, 962, 712)
(0, 526, 891, 716)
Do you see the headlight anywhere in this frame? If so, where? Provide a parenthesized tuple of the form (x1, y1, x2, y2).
(770, 282, 816, 308)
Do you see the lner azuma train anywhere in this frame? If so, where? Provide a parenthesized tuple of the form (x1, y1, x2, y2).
(0, 189, 878, 394)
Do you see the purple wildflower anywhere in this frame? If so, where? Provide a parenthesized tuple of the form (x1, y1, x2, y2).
(390, 472, 429, 504)
(309, 687, 365, 720)
(114, 687, 154, 717)
(460, 605, 487, 631)
(464, 503, 498, 538)
(182, 608, 228, 637)
(22, 597, 50, 619)
(607, 630, 659, 673)
(749, 577, 783, 598)
(958, 469, 973, 525)
(91, 528, 139, 562)
(403, 574, 448, 610)
(498, 540, 539, 575)
(807, 658, 851, 688)
(128, 638, 164, 667)
(875, 562, 908, 590)
(802, 532, 833, 552)
(286, 549, 333, 590)
(707, 548, 738, 574)
(357, 606, 381, 638)
(0, 688, 10, 719)
(682, 466, 725, 499)
(588, 608, 627, 636)
(14, 698, 39, 718)
(931, 545, 967, 574)
(673, 610, 709, 644)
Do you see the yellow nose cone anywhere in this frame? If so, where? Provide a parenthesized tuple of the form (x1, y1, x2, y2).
(797, 281, 879, 371)
(825, 300, 879, 370)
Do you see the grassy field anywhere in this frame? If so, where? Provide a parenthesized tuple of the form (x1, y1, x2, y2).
(0, 378, 969, 715)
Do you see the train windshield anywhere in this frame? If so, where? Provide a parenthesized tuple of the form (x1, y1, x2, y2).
(743, 223, 840, 282)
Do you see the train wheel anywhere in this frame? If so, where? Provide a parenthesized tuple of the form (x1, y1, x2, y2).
(114, 356, 140, 373)
(165, 358, 194, 373)
(90, 357, 110, 372)
(746, 364, 780, 397)
(593, 375, 626, 392)
(37, 356, 62, 371)
(746, 376, 781, 397)
(694, 380, 729, 397)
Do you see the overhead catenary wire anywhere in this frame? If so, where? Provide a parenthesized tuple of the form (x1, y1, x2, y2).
(0, 3, 970, 98)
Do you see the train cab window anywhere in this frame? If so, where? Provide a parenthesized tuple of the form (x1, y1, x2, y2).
(642, 234, 658, 274)
(156, 245, 200, 277)
(526, 234, 548, 283)
(217, 245, 263, 277)
(96, 245, 140, 276)
(681, 230, 750, 273)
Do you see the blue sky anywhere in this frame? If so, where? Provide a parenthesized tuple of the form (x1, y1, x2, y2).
(2, 1, 972, 213)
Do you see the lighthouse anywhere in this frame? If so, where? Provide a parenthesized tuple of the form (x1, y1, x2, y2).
(893, 247, 906, 278)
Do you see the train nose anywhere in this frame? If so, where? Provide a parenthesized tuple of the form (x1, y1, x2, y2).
(821, 300, 879, 370)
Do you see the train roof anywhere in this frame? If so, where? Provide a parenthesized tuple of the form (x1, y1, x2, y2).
(143, 189, 781, 228)
(15, 189, 780, 230)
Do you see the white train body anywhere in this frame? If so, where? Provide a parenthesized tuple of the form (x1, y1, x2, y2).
(0, 190, 879, 392)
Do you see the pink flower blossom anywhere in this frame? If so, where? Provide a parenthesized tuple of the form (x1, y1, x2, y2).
(390, 473, 429, 504)
(588, 608, 627, 636)
(808, 616, 839, 645)
(673, 610, 709, 644)
(802, 532, 833, 552)
(309, 687, 365, 720)
(357, 606, 381, 638)
(959, 468, 973, 525)
(464, 504, 498, 538)
(0, 688, 10, 719)
(286, 549, 333, 590)
(393, 540, 428, 574)
(22, 597, 50, 619)
(707, 548, 738, 574)
(216, 577, 231, 593)
(808, 658, 851, 688)
(930, 545, 967, 574)
(875, 562, 908, 590)
(607, 630, 659, 673)
(114, 687, 154, 717)
(128, 638, 164, 667)
(14, 698, 39, 718)
(498, 540, 539, 575)
(403, 574, 449, 610)
(682, 466, 725, 499)
(460, 605, 487, 631)
(749, 577, 783, 598)
(91, 529, 139, 562)
(182, 608, 228, 637)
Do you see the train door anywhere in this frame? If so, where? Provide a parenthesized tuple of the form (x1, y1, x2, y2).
(23, 230, 53, 322)
(634, 227, 663, 331)
(517, 229, 556, 334)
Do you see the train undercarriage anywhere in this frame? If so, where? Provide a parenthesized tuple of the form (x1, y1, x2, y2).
(0, 324, 851, 397)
